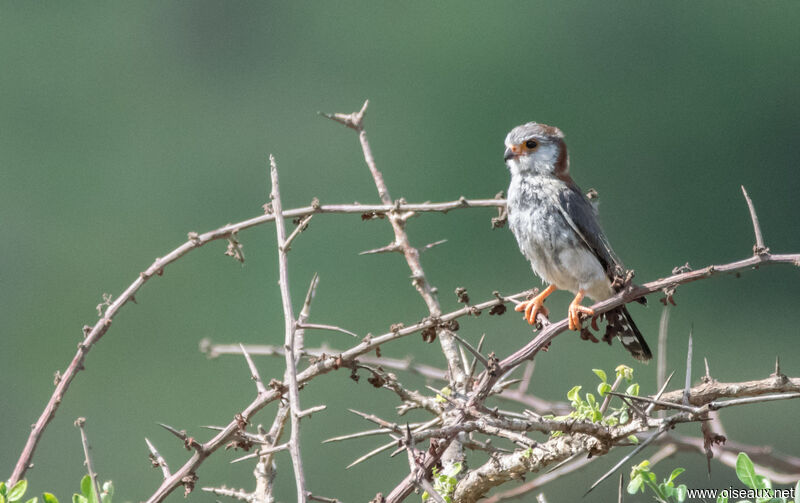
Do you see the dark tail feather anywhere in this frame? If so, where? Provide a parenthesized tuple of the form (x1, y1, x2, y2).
(605, 306, 652, 362)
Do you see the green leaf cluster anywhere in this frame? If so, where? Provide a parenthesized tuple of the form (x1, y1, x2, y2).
(547, 365, 639, 437)
(434, 386, 452, 404)
(422, 462, 462, 503)
(0, 477, 113, 503)
(627, 453, 800, 503)
(72, 476, 113, 503)
(0, 480, 38, 503)
(716, 452, 800, 503)
(627, 460, 687, 502)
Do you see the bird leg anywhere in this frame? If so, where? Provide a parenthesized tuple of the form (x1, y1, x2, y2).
(568, 289, 595, 331)
(515, 284, 556, 325)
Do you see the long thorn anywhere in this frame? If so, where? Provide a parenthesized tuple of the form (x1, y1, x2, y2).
(230, 442, 290, 464)
(518, 359, 536, 394)
(240, 343, 267, 395)
(708, 392, 800, 410)
(683, 328, 693, 406)
(607, 391, 696, 413)
(348, 409, 399, 430)
(75, 418, 102, 501)
(158, 422, 187, 440)
(346, 438, 400, 469)
(323, 428, 404, 444)
(459, 343, 471, 377)
(741, 185, 767, 254)
(646, 370, 676, 415)
(282, 214, 313, 252)
(585, 426, 668, 496)
(145, 437, 171, 479)
(657, 304, 670, 396)
(467, 334, 486, 381)
(298, 322, 359, 338)
(450, 332, 489, 369)
(546, 453, 580, 474)
(299, 273, 320, 320)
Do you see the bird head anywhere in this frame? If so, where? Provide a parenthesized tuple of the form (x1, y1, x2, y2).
(504, 122, 570, 179)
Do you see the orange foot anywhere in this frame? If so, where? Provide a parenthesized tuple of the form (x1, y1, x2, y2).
(568, 289, 595, 331)
(515, 285, 556, 324)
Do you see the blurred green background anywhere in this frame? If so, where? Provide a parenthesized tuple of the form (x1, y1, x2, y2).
(2, 2, 799, 502)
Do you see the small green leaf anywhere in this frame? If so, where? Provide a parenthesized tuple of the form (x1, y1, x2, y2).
(716, 494, 728, 503)
(71, 495, 87, 503)
(668, 467, 685, 483)
(619, 409, 629, 424)
(625, 383, 640, 397)
(592, 369, 607, 383)
(24, 498, 38, 503)
(1, 493, 6, 503)
(597, 382, 612, 397)
(615, 364, 633, 381)
(81, 476, 99, 503)
(42, 494, 59, 503)
(627, 475, 643, 494)
(736, 452, 759, 489)
(81, 476, 92, 499)
(627, 435, 639, 444)
(0, 482, 6, 496)
(631, 460, 650, 475)
(8, 481, 27, 502)
(675, 484, 687, 502)
(567, 385, 582, 403)
(592, 409, 603, 422)
(586, 393, 596, 407)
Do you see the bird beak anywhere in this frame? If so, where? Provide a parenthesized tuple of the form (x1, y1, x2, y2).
(503, 147, 515, 162)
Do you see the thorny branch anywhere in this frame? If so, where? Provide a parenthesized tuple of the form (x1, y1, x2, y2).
(324, 100, 468, 473)
(9, 99, 800, 503)
(383, 248, 800, 503)
(8, 195, 504, 486)
(269, 155, 309, 503)
(450, 371, 800, 503)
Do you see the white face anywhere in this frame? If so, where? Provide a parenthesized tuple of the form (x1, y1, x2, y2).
(504, 135, 562, 177)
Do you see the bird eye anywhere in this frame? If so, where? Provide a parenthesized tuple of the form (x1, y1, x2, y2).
(525, 140, 538, 149)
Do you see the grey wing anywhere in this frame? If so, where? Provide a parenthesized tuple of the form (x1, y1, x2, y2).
(555, 184, 623, 281)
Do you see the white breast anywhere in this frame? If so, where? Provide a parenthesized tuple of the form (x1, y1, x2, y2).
(508, 174, 613, 301)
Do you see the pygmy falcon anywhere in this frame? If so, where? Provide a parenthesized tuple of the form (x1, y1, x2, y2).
(503, 122, 652, 362)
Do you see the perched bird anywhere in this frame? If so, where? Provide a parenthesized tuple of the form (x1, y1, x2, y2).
(503, 122, 652, 362)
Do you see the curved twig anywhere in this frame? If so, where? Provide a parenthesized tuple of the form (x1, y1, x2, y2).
(7, 196, 504, 485)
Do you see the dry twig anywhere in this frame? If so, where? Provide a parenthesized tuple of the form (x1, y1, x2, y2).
(270, 155, 308, 503)
(75, 418, 103, 502)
